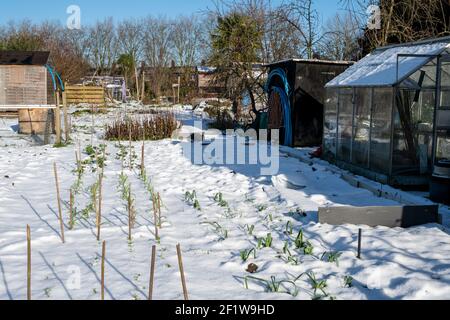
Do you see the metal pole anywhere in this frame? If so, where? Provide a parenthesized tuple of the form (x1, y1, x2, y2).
(357, 228, 362, 259)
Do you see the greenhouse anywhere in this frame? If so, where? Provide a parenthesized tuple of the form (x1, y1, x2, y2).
(324, 37, 450, 187)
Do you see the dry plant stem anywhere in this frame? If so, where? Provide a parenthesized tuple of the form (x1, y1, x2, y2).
(78, 141, 82, 167)
(148, 245, 156, 300)
(53, 162, 65, 243)
(176, 244, 189, 300)
(101, 240, 106, 300)
(63, 90, 69, 142)
(27, 225, 31, 301)
(55, 91, 61, 144)
(158, 192, 162, 227)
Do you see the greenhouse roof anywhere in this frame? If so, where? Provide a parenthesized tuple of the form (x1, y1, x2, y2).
(326, 37, 450, 88)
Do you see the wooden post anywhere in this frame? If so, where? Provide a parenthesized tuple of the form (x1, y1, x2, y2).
(91, 104, 94, 146)
(177, 76, 181, 104)
(53, 162, 65, 243)
(101, 240, 106, 300)
(69, 189, 74, 230)
(97, 171, 103, 241)
(135, 67, 140, 101)
(27, 225, 31, 301)
(172, 86, 176, 105)
(176, 244, 189, 300)
(148, 245, 156, 300)
(62, 90, 70, 142)
(55, 91, 62, 145)
(141, 143, 145, 177)
(141, 71, 145, 102)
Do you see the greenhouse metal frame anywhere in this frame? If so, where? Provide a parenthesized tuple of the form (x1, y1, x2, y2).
(324, 37, 450, 186)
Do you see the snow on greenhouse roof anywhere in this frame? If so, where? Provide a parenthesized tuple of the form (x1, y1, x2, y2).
(326, 38, 450, 88)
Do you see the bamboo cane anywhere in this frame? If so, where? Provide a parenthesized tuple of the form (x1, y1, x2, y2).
(141, 143, 145, 177)
(176, 244, 189, 300)
(128, 187, 132, 241)
(69, 189, 74, 230)
(27, 225, 31, 301)
(55, 91, 62, 145)
(153, 196, 159, 241)
(53, 162, 65, 243)
(101, 240, 106, 300)
(97, 171, 103, 241)
(148, 245, 156, 300)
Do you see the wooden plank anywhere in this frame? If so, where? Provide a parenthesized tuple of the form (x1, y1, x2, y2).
(65, 85, 105, 105)
(318, 205, 440, 228)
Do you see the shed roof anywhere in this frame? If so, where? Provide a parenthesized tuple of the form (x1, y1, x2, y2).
(0, 51, 50, 66)
(326, 37, 450, 88)
(263, 58, 354, 67)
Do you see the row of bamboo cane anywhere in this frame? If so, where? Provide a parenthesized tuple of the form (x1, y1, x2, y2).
(25, 144, 188, 300)
(26, 225, 188, 300)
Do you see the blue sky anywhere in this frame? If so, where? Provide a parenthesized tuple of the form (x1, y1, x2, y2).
(0, 0, 344, 26)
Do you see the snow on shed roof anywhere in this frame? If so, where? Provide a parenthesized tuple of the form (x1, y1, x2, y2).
(263, 58, 353, 67)
(0, 51, 50, 66)
(326, 38, 450, 88)
(197, 66, 217, 73)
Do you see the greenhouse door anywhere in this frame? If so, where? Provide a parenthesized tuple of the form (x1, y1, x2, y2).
(433, 55, 450, 168)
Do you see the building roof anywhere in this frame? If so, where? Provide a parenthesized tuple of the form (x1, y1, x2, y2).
(326, 37, 450, 88)
(263, 58, 354, 67)
(0, 51, 50, 66)
(197, 66, 217, 74)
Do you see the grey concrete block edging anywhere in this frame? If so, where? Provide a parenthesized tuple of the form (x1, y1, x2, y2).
(280, 147, 447, 225)
(318, 205, 440, 228)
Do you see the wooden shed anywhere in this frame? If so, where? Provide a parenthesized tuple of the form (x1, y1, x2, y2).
(264, 59, 353, 147)
(0, 51, 54, 134)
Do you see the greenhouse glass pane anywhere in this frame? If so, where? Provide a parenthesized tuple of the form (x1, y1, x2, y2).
(352, 88, 371, 167)
(370, 88, 393, 174)
(393, 88, 435, 175)
(337, 89, 353, 162)
(324, 89, 338, 161)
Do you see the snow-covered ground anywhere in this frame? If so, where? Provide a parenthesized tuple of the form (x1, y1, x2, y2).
(0, 104, 450, 300)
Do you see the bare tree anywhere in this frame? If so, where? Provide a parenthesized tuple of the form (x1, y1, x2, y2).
(142, 16, 174, 97)
(278, 0, 323, 59)
(340, 0, 450, 52)
(171, 15, 203, 67)
(86, 18, 118, 75)
(318, 13, 361, 61)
